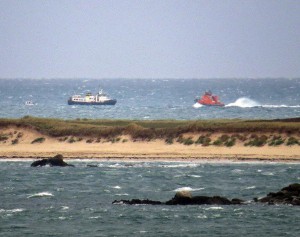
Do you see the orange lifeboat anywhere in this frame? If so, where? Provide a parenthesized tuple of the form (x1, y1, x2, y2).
(195, 91, 224, 107)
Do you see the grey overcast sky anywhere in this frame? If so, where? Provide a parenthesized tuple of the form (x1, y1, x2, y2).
(0, 0, 300, 79)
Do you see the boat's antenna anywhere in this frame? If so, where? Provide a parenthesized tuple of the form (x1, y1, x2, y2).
(98, 85, 104, 95)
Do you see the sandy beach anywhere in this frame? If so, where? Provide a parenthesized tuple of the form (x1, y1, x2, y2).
(0, 127, 299, 162)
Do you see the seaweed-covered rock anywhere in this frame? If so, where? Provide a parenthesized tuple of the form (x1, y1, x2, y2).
(31, 154, 74, 167)
(258, 183, 300, 205)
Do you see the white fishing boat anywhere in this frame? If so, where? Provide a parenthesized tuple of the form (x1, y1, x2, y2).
(68, 88, 117, 105)
(25, 101, 35, 106)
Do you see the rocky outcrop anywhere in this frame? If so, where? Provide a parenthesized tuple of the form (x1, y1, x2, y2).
(257, 183, 300, 205)
(112, 199, 162, 205)
(165, 191, 242, 205)
(113, 190, 244, 205)
(31, 154, 74, 167)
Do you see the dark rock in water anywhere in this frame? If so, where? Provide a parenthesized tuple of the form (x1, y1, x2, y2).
(112, 191, 244, 206)
(112, 199, 162, 205)
(31, 159, 48, 167)
(165, 191, 235, 205)
(87, 164, 98, 168)
(258, 183, 300, 205)
(31, 154, 74, 167)
(231, 198, 244, 205)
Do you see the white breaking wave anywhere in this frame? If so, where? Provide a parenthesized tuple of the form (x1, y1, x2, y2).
(261, 104, 300, 108)
(115, 193, 129, 196)
(28, 192, 54, 198)
(0, 208, 25, 213)
(192, 102, 203, 108)
(226, 97, 260, 108)
(244, 186, 256, 190)
(174, 187, 204, 192)
(204, 206, 224, 210)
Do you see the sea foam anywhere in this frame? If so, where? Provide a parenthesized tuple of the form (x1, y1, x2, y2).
(174, 187, 204, 192)
(193, 103, 203, 108)
(28, 192, 54, 198)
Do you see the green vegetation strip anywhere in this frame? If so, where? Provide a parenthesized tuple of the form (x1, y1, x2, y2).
(0, 116, 299, 140)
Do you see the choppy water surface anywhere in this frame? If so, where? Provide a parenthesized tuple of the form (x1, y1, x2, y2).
(0, 78, 299, 119)
(1, 161, 300, 236)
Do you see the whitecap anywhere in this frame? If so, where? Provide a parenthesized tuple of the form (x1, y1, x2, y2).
(231, 169, 244, 173)
(193, 103, 203, 108)
(262, 104, 300, 108)
(89, 216, 101, 219)
(115, 193, 129, 196)
(234, 208, 242, 212)
(205, 206, 223, 210)
(262, 172, 274, 176)
(161, 163, 199, 168)
(174, 187, 204, 192)
(28, 192, 54, 198)
(174, 174, 184, 178)
(113, 186, 121, 189)
(189, 175, 202, 178)
(0, 208, 25, 213)
(197, 214, 207, 219)
(244, 186, 256, 190)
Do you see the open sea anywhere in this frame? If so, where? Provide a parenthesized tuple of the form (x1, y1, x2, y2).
(0, 78, 300, 236)
(0, 78, 299, 119)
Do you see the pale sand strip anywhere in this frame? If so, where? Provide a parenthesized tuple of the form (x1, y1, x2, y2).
(0, 127, 299, 162)
(1, 140, 299, 162)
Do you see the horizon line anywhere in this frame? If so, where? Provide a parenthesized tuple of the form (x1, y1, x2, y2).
(0, 77, 299, 80)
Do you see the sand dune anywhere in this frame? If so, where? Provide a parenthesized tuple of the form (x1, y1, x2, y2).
(0, 127, 299, 162)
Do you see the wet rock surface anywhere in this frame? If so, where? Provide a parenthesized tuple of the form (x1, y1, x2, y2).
(31, 154, 74, 167)
(257, 183, 300, 205)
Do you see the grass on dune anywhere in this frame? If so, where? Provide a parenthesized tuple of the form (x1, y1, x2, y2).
(0, 116, 299, 140)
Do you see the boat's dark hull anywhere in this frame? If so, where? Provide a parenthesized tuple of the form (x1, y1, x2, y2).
(199, 103, 225, 107)
(199, 103, 224, 107)
(68, 100, 117, 105)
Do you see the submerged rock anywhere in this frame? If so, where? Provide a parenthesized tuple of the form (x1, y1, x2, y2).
(258, 183, 300, 205)
(31, 154, 74, 167)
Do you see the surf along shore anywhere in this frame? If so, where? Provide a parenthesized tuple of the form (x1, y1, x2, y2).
(0, 117, 299, 162)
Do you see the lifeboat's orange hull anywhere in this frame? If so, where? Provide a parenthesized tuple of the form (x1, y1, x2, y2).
(196, 92, 225, 106)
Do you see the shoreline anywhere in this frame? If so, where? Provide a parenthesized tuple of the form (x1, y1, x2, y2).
(1, 152, 300, 163)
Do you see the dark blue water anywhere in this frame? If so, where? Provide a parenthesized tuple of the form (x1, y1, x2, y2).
(1, 161, 300, 236)
(0, 78, 299, 119)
